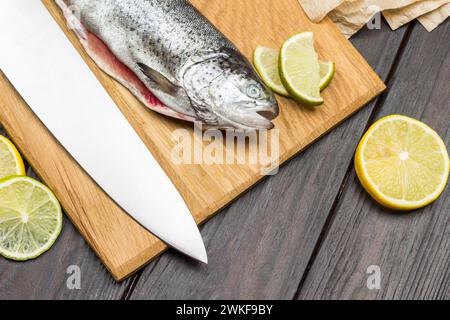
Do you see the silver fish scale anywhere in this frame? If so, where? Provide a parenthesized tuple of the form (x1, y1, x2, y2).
(66, 0, 278, 129)
(73, 0, 235, 81)
(182, 49, 249, 124)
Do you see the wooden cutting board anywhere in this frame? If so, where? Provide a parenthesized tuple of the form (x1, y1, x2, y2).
(0, 0, 385, 281)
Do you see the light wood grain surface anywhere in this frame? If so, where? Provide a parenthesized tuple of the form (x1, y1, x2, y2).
(0, 0, 384, 281)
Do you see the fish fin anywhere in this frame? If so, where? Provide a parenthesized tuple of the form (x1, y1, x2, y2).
(138, 63, 198, 118)
(137, 63, 178, 95)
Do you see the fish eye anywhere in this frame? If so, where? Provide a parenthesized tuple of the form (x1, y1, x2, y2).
(246, 84, 262, 99)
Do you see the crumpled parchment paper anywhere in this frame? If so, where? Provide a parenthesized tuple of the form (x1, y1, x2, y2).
(383, 0, 450, 30)
(297, 0, 358, 22)
(298, 0, 450, 37)
(328, 0, 423, 38)
(418, 2, 450, 31)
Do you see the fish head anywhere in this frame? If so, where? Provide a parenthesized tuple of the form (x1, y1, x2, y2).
(183, 50, 279, 130)
(209, 67, 279, 130)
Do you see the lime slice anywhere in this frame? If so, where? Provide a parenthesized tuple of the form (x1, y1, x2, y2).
(355, 115, 449, 210)
(0, 176, 62, 260)
(253, 46, 290, 97)
(254, 46, 335, 97)
(0, 135, 25, 180)
(319, 61, 335, 91)
(280, 32, 324, 107)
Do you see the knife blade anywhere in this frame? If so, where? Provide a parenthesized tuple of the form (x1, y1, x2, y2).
(0, 0, 207, 263)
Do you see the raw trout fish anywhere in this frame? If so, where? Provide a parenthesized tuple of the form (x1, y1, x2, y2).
(57, 0, 279, 130)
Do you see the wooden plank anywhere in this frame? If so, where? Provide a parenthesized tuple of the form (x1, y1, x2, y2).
(128, 23, 407, 300)
(0, 0, 384, 281)
(298, 21, 450, 299)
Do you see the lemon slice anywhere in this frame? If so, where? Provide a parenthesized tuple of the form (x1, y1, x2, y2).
(279, 32, 324, 107)
(0, 135, 25, 180)
(253, 46, 290, 97)
(355, 115, 449, 210)
(0, 176, 62, 260)
(319, 61, 335, 91)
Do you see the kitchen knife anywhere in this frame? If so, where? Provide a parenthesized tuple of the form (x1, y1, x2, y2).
(0, 0, 207, 263)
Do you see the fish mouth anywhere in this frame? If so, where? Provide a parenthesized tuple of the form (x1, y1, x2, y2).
(240, 113, 275, 130)
(245, 103, 280, 130)
(257, 110, 278, 121)
(217, 106, 278, 131)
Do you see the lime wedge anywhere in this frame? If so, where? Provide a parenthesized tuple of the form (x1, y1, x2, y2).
(279, 32, 324, 106)
(253, 46, 290, 97)
(319, 61, 335, 91)
(0, 176, 62, 260)
(0, 135, 25, 180)
(254, 45, 335, 95)
(254, 42, 335, 99)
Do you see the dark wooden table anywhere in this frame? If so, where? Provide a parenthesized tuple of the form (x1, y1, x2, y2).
(1, 19, 449, 300)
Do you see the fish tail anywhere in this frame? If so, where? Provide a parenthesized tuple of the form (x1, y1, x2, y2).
(55, 0, 88, 42)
